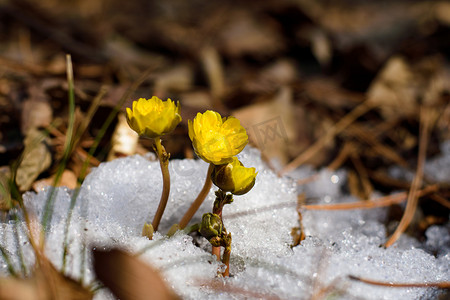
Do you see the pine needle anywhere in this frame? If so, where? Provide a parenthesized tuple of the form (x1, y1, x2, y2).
(385, 107, 434, 248)
(279, 100, 376, 176)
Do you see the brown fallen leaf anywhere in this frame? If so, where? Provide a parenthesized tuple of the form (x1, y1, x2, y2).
(93, 248, 180, 300)
(232, 86, 297, 166)
(367, 56, 417, 119)
(0, 166, 12, 211)
(21, 84, 53, 135)
(32, 169, 78, 192)
(15, 129, 52, 192)
(367, 55, 446, 120)
(434, 1, 450, 26)
(0, 256, 92, 300)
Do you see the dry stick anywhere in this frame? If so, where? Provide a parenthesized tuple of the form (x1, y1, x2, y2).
(385, 107, 432, 248)
(350, 153, 372, 199)
(349, 275, 450, 289)
(178, 163, 214, 229)
(151, 138, 171, 232)
(303, 185, 438, 211)
(279, 100, 376, 176)
(327, 142, 356, 171)
(430, 193, 450, 209)
(223, 185, 437, 217)
(346, 123, 408, 167)
(293, 194, 306, 246)
(327, 118, 402, 172)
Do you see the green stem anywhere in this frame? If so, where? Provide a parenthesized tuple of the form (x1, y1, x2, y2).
(151, 137, 170, 232)
(179, 163, 214, 229)
(184, 223, 200, 234)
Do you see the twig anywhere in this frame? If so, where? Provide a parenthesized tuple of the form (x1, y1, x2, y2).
(429, 194, 450, 209)
(279, 100, 376, 175)
(302, 185, 438, 211)
(292, 194, 306, 246)
(327, 142, 356, 171)
(349, 275, 450, 289)
(346, 123, 408, 167)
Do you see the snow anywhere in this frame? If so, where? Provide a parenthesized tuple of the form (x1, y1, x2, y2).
(1, 146, 449, 299)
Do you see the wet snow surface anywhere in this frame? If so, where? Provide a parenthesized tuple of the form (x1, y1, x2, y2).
(1, 145, 449, 299)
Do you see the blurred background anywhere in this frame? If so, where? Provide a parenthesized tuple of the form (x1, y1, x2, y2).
(0, 0, 449, 222)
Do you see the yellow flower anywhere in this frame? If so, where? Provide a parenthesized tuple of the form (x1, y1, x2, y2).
(211, 157, 257, 195)
(126, 97, 181, 138)
(188, 110, 248, 164)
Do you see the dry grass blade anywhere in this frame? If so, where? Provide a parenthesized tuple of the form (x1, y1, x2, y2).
(93, 248, 180, 300)
(385, 107, 434, 248)
(349, 275, 450, 289)
(279, 100, 376, 175)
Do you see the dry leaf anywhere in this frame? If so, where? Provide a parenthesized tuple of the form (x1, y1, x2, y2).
(367, 56, 417, 119)
(15, 129, 52, 192)
(32, 169, 78, 192)
(368, 55, 447, 119)
(434, 1, 450, 25)
(0, 257, 92, 300)
(0, 166, 12, 210)
(21, 85, 53, 135)
(107, 113, 139, 161)
(232, 86, 296, 165)
(93, 248, 180, 300)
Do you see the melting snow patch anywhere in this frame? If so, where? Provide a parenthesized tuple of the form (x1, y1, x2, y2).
(0, 146, 448, 299)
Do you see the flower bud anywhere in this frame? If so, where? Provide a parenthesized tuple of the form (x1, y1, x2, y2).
(199, 213, 222, 240)
(141, 222, 154, 240)
(211, 157, 257, 195)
